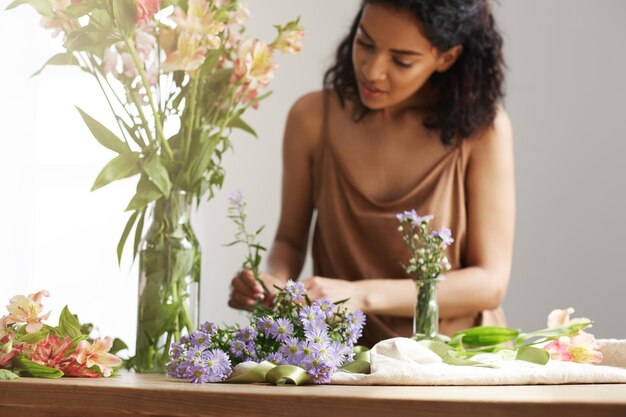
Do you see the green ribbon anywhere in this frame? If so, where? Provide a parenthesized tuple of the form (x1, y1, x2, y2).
(515, 345, 550, 365)
(225, 361, 312, 385)
(340, 346, 371, 374)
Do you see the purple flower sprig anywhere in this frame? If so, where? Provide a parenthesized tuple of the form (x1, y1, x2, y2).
(226, 189, 270, 297)
(396, 210, 454, 281)
(166, 323, 232, 383)
(167, 280, 366, 384)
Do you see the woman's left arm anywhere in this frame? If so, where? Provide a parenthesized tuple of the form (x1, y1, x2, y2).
(437, 107, 515, 318)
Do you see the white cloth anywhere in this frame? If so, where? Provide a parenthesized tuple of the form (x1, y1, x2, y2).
(331, 337, 626, 385)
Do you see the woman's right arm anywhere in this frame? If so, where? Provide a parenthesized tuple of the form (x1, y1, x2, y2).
(228, 91, 324, 309)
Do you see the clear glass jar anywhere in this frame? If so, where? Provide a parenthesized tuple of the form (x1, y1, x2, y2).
(134, 190, 200, 372)
(413, 276, 443, 341)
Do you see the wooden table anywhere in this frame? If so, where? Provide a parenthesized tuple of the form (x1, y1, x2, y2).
(1, 373, 625, 417)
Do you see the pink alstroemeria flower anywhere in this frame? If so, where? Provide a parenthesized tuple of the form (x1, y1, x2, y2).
(0, 333, 22, 367)
(3, 290, 51, 333)
(569, 331, 603, 364)
(272, 29, 304, 55)
(544, 338, 573, 362)
(547, 307, 591, 329)
(30, 334, 73, 369)
(136, 0, 161, 25)
(233, 38, 278, 89)
(74, 336, 122, 377)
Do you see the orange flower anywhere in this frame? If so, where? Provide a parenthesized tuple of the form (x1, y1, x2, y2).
(74, 336, 122, 377)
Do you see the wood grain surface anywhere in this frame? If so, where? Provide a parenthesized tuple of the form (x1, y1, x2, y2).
(1, 373, 625, 417)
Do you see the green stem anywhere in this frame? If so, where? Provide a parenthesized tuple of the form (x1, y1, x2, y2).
(125, 37, 173, 160)
(183, 74, 200, 164)
(78, 53, 133, 147)
(129, 89, 155, 144)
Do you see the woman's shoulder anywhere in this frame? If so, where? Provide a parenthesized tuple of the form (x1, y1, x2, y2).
(285, 90, 345, 151)
(464, 105, 513, 160)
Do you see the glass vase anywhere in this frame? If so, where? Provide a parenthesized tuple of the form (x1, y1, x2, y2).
(134, 190, 201, 373)
(413, 276, 443, 341)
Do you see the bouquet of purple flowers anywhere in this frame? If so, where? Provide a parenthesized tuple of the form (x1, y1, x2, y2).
(166, 280, 365, 384)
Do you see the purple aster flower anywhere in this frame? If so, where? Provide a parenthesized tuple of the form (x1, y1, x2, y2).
(348, 310, 366, 329)
(396, 210, 433, 225)
(229, 340, 246, 358)
(200, 321, 217, 335)
(312, 298, 334, 320)
(188, 365, 211, 383)
(285, 280, 306, 303)
(179, 335, 190, 344)
(204, 349, 232, 381)
(175, 360, 194, 378)
(170, 342, 184, 360)
(270, 318, 294, 342)
(265, 352, 285, 365)
(187, 345, 205, 361)
(299, 305, 324, 323)
(298, 340, 313, 364)
(166, 361, 180, 378)
(190, 330, 211, 348)
(307, 363, 333, 384)
(236, 326, 258, 342)
(327, 342, 350, 367)
(279, 336, 303, 365)
(228, 189, 244, 206)
(432, 227, 454, 246)
(257, 316, 275, 337)
(305, 326, 330, 344)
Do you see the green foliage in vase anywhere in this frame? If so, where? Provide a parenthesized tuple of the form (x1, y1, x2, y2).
(6, 0, 304, 262)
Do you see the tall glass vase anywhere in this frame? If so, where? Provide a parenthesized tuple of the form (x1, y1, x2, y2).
(134, 190, 201, 373)
(413, 276, 443, 341)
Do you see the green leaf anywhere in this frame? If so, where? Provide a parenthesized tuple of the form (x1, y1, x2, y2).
(109, 338, 129, 355)
(58, 306, 82, 339)
(451, 326, 520, 348)
(112, 0, 136, 36)
(18, 328, 50, 344)
(126, 174, 162, 211)
(142, 156, 172, 197)
(91, 152, 141, 191)
(5, 0, 54, 17)
(13, 354, 63, 378)
(32, 52, 80, 77)
(117, 210, 139, 265)
(0, 369, 20, 380)
(227, 116, 257, 137)
(133, 209, 146, 261)
(516, 346, 550, 365)
(198, 48, 223, 77)
(63, 29, 115, 54)
(77, 107, 130, 154)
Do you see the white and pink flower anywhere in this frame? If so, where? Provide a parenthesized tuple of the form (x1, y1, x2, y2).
(233, 38, 277, 89)
(1, 290, 51, 334)
(74, 336, 123, 377)
(272, 28, 304, 55)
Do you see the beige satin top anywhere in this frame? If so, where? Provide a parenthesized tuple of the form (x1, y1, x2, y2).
(311, 98, 506, 347)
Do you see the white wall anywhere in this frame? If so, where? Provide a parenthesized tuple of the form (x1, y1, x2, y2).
(0, 0, 624, 354)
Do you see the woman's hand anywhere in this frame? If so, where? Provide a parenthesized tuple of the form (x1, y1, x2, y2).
(228, 270, 284, 310)
(301, 276, 366, 312)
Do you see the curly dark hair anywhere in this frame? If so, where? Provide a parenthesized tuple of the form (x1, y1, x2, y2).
(323, 0, 505, 145)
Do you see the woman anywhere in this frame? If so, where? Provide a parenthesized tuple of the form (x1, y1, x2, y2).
(229, 0, 515, 347)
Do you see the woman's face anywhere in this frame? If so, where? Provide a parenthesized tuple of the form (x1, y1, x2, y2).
(352, 4, 457, 112)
